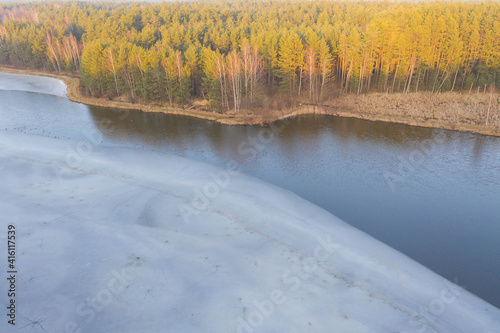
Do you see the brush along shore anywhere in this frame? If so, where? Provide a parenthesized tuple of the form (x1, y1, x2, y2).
(1, 66, 498, 137)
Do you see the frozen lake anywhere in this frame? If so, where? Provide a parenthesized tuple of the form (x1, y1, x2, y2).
(1, 72, 500, 332)
(1, 72, 499, 308)
(1, 129, 499, 332)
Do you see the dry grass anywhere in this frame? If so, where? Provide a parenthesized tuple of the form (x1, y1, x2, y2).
(323, 92, 500, 136)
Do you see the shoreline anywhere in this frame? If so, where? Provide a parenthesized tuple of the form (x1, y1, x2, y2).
(1, 66, 499, 137)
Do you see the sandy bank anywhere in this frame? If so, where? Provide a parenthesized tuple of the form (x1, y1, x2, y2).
(1, 66, 498, 137)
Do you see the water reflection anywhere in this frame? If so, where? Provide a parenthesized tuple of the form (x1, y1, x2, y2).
(88, 106, 457, 157)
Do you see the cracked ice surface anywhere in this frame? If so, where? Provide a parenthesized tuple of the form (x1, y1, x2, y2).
(0, 130, 499, 333)
(0, 72, 67, 97)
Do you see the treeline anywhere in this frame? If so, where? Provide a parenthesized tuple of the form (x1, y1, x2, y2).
(0, 1, 498, 112)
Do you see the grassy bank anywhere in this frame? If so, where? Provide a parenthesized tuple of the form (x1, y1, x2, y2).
(1, 66, 499, 137)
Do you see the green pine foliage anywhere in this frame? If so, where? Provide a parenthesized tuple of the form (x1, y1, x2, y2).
(0, 1, 498, 110)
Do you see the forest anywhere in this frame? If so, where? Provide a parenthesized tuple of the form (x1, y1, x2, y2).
(0, 1, 498, 112)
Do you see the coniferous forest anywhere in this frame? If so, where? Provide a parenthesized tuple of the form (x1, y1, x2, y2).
(0, 1, 498, 112)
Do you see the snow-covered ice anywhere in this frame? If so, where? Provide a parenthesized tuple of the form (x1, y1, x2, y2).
(0, 72, 67, 97)
(0, 130, 499, 333)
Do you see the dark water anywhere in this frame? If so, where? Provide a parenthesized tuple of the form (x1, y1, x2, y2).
(2, 90, 500, 308)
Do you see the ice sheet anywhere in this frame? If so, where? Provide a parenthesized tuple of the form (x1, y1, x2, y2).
(0, 130, 499, 333)
(0, 72, 67, 97)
